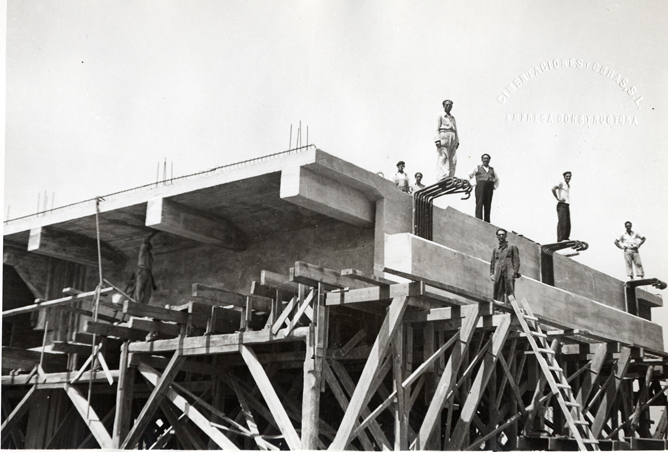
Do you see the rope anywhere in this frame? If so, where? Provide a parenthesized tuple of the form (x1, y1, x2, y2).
(87, 196, 105, 418)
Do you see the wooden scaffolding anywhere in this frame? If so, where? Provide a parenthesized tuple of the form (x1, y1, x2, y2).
(3, 259, 668, 450)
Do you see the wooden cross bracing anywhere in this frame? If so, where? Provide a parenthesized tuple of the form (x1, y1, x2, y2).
(3, 261, 668, 450)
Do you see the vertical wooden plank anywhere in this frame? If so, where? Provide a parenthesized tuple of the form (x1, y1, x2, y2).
(121, 350, 185, 449)
(447, 314, 512, 450)
(393, 325, 407, 450)
(575, 343, 608, 411)
(301, 283, 326, 450)
(112, 341, 134, 448)
(240, 345, 302, 450)
(329, 295, 410, 450)
(417, 303, 482, 449)
(591, 347, 632, 437)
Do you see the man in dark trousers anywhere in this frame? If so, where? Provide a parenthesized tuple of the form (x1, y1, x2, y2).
(490, 228, 521, 301)
(468, 153, 499, 222)
(134, 232, 158, 304)
(551, 171, 572, 241)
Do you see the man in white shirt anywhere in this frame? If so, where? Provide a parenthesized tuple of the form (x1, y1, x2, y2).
(614, 221, 646, 279)
(435, 100, 459, 180)
(551, 171, 572, 241)
(393, 161, 410, 193)
(468, 154, 499, 223)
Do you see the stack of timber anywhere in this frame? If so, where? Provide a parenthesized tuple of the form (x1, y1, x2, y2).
(3, 148, 668, 450)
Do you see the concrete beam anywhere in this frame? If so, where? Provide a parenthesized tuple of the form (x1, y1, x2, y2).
(280, 166, 374, 228)
(27, 226, 125, 269)
(384, 233, 664, 353)
(145, 197, 248, 250)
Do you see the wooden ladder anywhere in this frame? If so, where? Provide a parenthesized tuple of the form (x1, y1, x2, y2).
(508, 295, 600, 451)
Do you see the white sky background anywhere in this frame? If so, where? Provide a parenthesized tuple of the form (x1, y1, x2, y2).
(4, 1, 668, 340)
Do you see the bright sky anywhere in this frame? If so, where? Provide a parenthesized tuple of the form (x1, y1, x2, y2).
(4, 1, 668, 339)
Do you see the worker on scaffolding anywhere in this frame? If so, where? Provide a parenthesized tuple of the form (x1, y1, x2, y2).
(134, 232, 158, 304)
(435, 99, 459, 180)
(490, 228, 521, 301)
(614, 221, 646, 280)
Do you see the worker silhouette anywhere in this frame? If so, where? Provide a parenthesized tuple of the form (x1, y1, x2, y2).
(134, 232, 158, 304)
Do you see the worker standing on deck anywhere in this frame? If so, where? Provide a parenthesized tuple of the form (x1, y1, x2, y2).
(490, 228, 521, 301)
(393, 161, 411, 193)
(134, 232, 158, 304)
(412, 172, 426, 193)
(468, 153, 499, 223)
(435, 99, 459, 180)
(551, 171, 572, 242)
(614, 221, 646, 279)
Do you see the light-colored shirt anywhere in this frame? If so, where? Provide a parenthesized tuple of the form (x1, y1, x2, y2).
(468, 165, 500, 189)
(435, 113, 458, 143)
(393, 171, 410, 193)
(554, 180, 570, 204)
(618, 231, 645, 249)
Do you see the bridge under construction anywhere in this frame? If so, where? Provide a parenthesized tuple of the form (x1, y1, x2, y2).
(2, 147, 667, 450)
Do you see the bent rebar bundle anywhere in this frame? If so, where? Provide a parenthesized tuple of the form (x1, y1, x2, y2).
(413, 176, 472, 240)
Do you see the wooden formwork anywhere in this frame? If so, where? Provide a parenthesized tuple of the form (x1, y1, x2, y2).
(2, 261, 668, 450)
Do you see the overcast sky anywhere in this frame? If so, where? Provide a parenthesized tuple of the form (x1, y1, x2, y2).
(4, 1, 668, 339)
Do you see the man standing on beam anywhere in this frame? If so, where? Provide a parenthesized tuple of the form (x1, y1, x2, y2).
(551, 171, 572, 242)
(468, 153, 499, 223)
(614, 221, 646, 280)
(435, 99, 459, 180)
(490, 228, 521, 302)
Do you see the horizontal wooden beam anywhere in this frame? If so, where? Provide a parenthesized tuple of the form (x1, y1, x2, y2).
(261, 271, 299, 295)
(2, 370, 120, 386)
(2, 287, 115, 318)
(127, 317, 181, 337)
(128, 326, 308, 355)
(27, 226, 126, 269)
(146, 197, 248, 250)
(340, 269, 395, 287)
(325, 282, 463, 309)
(85, 321, 148, 341)
(280, 166, 374, 228)
(192, 284, 273, 312)
(403, 302, 494, 323)
(291, 261, 370, 290)
(384, 233, 664, 352)
(52, 341, 93, 355)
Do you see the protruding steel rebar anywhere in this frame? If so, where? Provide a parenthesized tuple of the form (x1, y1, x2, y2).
(413, 176, 472, 241)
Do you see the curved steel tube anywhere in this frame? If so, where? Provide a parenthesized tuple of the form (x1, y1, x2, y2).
(413, 177, 472, 240)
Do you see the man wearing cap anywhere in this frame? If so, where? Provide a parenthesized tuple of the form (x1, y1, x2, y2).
(435, 99, 459, 180)
(393, 161, 410, 193)
(468, 153, 499, 223)
(490, 228, 521, 301)
(614, 221, 646, 279)
(551, 171, 572, 241)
